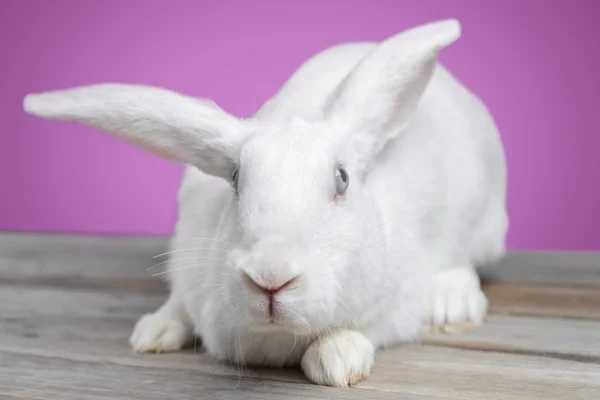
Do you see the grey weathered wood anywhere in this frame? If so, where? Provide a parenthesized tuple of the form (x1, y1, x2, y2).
(365, 344, 599, 399)
(1, 331, 598, 399)
(2, 232, 600, 287)
(2, 284, 599, 360)
(423, 314, 600, 362)
(0, 232, 168, 294)
(2, 231, 600, 399)
(0, 285, 164, 321)
(1, 353, 450, 400)
(480, 250, 600, 286)
(0, 283, 599, 400)
(483, 282, 600, 320)
(2, 308, 599, 400)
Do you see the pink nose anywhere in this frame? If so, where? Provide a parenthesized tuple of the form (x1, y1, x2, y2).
(256, 278, 297, 296)
(242, 273, 298, 318)
(243, 272, 298, 296)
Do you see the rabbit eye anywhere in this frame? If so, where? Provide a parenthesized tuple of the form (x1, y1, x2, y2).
(232, 167, 240, 190)
(335, 166, 349, 196)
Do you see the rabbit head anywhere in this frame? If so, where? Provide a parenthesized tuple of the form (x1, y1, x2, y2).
(24, 19, 461, 335)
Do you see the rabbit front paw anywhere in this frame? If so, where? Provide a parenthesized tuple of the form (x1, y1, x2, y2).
(301, 330, 375, 387)
(129, 310, 194, 353)
(426, 267, 488, 334)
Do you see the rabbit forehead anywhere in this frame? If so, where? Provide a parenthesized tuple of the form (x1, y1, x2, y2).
(240, 122, 336, 184)
(236, 123, 338, 235)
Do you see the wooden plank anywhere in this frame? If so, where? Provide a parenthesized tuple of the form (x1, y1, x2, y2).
(0, 274, 166, 295)
(364, 344, 600, 399)
(483, 282, 600, 320)
(0, 285, 164, 321)
(3, 273, 598, 324)
(4, 274, 599, 324)
(2, 283, 599, 360)
(1, 326, 598, 400)
(1, 353, 447, 400)
(2, 232, 600, 288)
(2, 231, 600, 399)
(480, 250, 600, 287)
(1, 285, 599, 399)
(0, 231, 168, 295)
(0, 231, 167, 256)
(423, 314, 600, 362)
(2, 299, 599, 400)
(0, 232, 167, 290)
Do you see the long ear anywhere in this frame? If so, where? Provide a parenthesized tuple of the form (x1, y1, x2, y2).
(324, 19, 461, 175)
(23, 83, 248, 179)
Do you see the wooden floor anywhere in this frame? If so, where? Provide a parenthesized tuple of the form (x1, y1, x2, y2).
(1, 232, 599, 399)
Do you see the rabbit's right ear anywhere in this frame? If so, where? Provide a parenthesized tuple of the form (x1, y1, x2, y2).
(323, 19, 461, 177)
(24, 84, 249, 179)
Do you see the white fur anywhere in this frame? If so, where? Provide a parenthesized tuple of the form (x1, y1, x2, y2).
(23, 19, 508, 387)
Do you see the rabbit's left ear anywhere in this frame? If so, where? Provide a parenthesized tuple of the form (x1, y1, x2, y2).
(24, 83, 249, 179)
(324, 19, 461, 175)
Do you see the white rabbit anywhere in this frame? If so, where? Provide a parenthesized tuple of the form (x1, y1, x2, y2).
(23, 19, 508, 387)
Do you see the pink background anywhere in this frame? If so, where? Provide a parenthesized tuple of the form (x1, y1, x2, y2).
(2, 0, 599, 250)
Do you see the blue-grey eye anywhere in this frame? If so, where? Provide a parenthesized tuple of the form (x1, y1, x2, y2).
(232, 167, 240, 190)
(335, 166, 349, 195)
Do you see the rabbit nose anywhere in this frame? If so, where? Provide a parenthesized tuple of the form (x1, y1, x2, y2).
(242, 271, 298, 296)
(241, 271, 298, 318)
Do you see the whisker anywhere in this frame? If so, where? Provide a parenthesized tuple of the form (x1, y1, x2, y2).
(152, 264, 210, 277)
(325, 242, 362, 256)
(172, 278, 205, 295)
(153, 246, 229, 259)
(363, 227, 402, 250)
(337, 297, 354, 321)
(175, 237, 233, 245)
(283, 334, 298, 366)
(146, 254, 229, 271)
(239, 331, 248, 379)
(348, 330, 360, 365)
(151, 258, 236, 276)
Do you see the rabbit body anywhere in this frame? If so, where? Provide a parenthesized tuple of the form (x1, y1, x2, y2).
(24, 20, 507, 387)
(134, 28, 508, 383)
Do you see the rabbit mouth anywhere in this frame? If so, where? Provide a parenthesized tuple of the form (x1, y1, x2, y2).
(247, 312, 313, 335)
(249, 319, 297, 333)
(249, 323, 313, 338)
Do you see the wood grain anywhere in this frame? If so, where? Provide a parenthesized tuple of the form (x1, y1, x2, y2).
(0, 283, 599, 400)
(0, 284, 164, 321)
(480, 250, 600, 287)
(423, 314, 600, 361)
(2, 232, 600, 322)
(3, 232, 600, 287)
(2, 347, 597, 400)
(0, 232, 167, 292)
(365, 344, 599, 399)
(1, 319, 598, 400)
(484, 282, 600, 320)
(1, 353, 450, 400)
(1, 231, 600, 399)
(2, 284, 599, 361)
